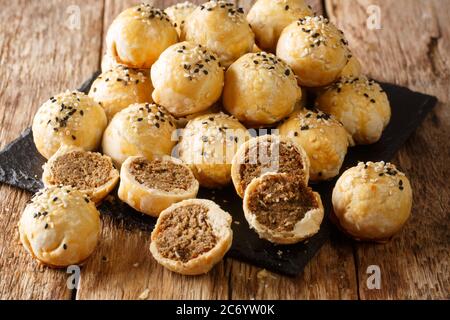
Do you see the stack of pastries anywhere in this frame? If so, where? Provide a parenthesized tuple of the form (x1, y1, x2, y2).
(20, 1, 412, 275)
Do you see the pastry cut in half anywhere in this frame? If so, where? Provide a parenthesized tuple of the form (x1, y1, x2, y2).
(243, 172, 324, 244)
(231, 135, 310, 198)
(118, 156, 199, 217)
(150, 199, 232, 275)
(42, 145, 119, 204)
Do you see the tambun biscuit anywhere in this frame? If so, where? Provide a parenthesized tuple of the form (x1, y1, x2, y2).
(332, 161, 413, 242)
(177, 113, 251, 188)
(42, 145, 119, 204)
(151, 41, 224, 117)
(106, 4, 178, 68)
(223, 52, 300, 127)
(165, 1, 197, 36)
(32, 90, 107, 159)
(102, 103, 176, 167)
(150, 198, 232, 275)
(181, 0, 254, 68)
(89, 65, 153, 120)
(278, 108, 351, 181)
(247, 0, 313, 53)
(118, 156, 199, 217)
(243, 172, 324, 244)
(18, 186, 101, 267)
(276, 15, 351, 87)
(315, 76, 391, 144)
(231, 135, 310, 198)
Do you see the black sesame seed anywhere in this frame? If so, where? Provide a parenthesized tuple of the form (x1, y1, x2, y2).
(71, 135, 76, 140)
(63, 244, 67, 250)
(301, 125, 309, 130)
(284, 69, 290, 76)
(285, 5, 289, 10)
(294, 132, 299, 137)
(44, 223, 48, 229)
(379, 173, 384, 176)
(137, 118, 143, 121)
(399, 179, 403, 186)
(84, 198, 89, 203)
(399, 186, 404, 191)
(203, 70, 208, 75)
(80, 110, 84, 116)
(370, 99, 376, 103)
(155, 123, 160, 128)
(53, 197, 58, 202)
(253, 60, 259, 64)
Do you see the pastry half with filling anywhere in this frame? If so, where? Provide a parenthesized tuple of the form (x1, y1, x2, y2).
(243, 172, 324, 244)
(42, 145, 119, 204)
(150, 199, 232, 275)
(118, 156, 199, 217)
(231, 135, 310, 198)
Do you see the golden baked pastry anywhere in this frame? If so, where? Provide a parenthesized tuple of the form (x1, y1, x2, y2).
(106, 4, 178, 69)
(278, 108, 351, 181)
(165, 1, 197, 36)
(340, 54, 362, 77)
(231, 135, 310, 198)
(181, 0, 254, 67)
(276, 15, 351, 87)
(32, 90, 107, 159)
(247, 0, 313, 53)
(89, 65, 153, 121)
(150, 198, 232, 275)
(18, 186, 101, 267)
(243, 172, 324, 244)
(102, 103, 177, 166)
(42, 145, 119, 204)
(315, 76, 391, 144)
(332, 161, 413, 241)
(222, 52, 300, 127)
(177, 113, 251, 188)
(118, 156, 199, 217)
(151, 41, 224, 117)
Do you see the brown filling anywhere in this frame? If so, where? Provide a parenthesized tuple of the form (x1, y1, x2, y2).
(49, 151, 114, 189)
(154, 204, 217, 262)
(239, 139, 305, 193)
(247, 174, 318, 232)
(129, 158, 193, 192)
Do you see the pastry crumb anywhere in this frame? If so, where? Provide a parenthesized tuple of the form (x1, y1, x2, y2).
(138, 288, 150, 300)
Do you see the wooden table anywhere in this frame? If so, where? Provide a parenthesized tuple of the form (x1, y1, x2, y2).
(0, 0, 448, 300)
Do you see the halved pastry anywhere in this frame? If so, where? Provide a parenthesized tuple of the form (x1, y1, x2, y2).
(150, 199, 232, 275)
(231, 135, 310, 198)
(243, 172, 324, 244)
(118, 156, 199, 217)
(42, 145, 119, 204)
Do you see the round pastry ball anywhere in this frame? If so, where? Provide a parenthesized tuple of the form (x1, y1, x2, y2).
(18, 186, 101, 267)
(340, 54, 362, 78)
(247, 0, 313, 53)
(332, 162, 413, 241)
(151, 42, 224, 117)
(181, 0, 254, 68)
(276, 15, 351, 87)
(278, 108, 351, 181)
(315, 76, 391, 144)
(150, 198, 232, 275)
(243, 172, 324, 244)
(106, 4, 178, 69)
(177, 113, 251, 188)
(102, 103, 177, 166)
(89, 65, 153, 121)
(118, 156, 199, 217)
(223, 52, 300, 126)
(165, 1, 197, 36)
(32, 90, 107, 159)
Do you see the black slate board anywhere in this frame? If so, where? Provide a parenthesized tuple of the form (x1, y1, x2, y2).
(0, 73, 437, 276)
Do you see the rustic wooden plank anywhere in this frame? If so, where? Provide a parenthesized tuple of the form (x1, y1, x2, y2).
(76, 0, 231, 300)
(0, 0, 104, 299)
(326, 0, 450, 299)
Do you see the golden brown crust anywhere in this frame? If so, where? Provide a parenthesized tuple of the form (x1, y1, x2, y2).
(181, 0, 254, 68)
(32, 90, 107, 159)
(151, 42, 224, 117)
(18, 186, 101, 267)
(222, 52, 300, 127)
(106, 4, 178, 69)
(276, 15, 350, 87)
(332, 162, 413, 241)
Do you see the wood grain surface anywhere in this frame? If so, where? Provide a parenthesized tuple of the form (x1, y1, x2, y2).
(0, 0, 448, 300)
